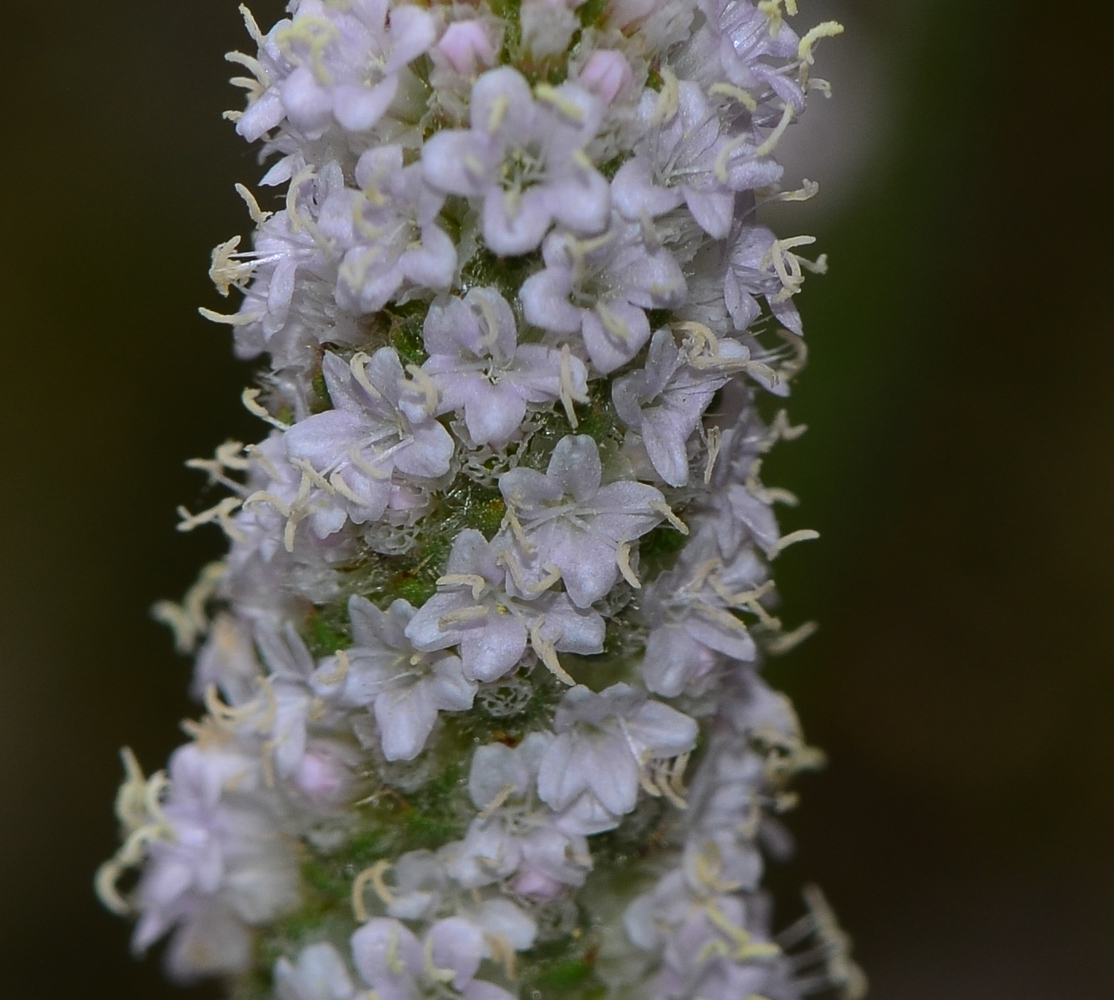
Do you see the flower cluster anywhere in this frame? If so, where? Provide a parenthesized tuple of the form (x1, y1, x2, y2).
(100, 1, 863, 998)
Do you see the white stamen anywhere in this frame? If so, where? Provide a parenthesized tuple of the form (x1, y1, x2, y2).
(530, 624, 576, 685)
(349, 351, 383, 399)
(405, 364, 440, 415)
(351, 859, 395, 922)
(241, 387, 290, 429)
(765, 620, 819, 655)
(616, 541, 641, 589)
(769, 529, 820, 559)
(754, 102, 795, 158)
(534, 84, 585, 123)
(234, 182, 271, 225)
(151, 561, 226, 654)
(176, 497, 246, 541)
(652, 66, 680, 125)
(199, 305, 262, 327)
(708, 82, 757, 112)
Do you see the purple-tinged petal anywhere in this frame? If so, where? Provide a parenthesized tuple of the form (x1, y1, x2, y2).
(464, 380, 527, 448)
(548, 171, 611, 236)
(581, 302, 651, 374)
(482, 187, 553, 256)
(382, 6, 438, 71)
(683, 188, 736, 240)
(422, 131, 494, 196)
(393, 421, 454, 479)
(332, 78, 398, 132)
(351, 919, 422, 998)
(401, 225, 457, 291)
(427, 918, 484, 988)
(520, 268, 582, 334)
(612, 158, 685, 220)
(542, 528, 619, 609)
(499, 465, 565, 508)
(459, 613, 528, 682)
(546, 435, 602, 503)
(375, 683, 439, 762)
(640, 407, 694, 487)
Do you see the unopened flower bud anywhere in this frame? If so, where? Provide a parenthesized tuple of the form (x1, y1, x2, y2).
(437, 21, 496, 76)
(577, 49, 633, 104)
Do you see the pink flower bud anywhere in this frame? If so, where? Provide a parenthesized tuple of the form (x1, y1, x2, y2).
(512, 869, 567, 900)
(293, 745, 352, 808)
(437, 21, 496, 76)
(577, 50, 633, 104)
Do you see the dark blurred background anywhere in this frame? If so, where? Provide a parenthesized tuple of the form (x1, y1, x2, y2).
(3, 0, 1112, 997)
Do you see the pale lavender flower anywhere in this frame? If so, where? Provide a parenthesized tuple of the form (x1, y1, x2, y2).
(326, 596, 475, 761)
(256, 621, 340, 780)
(613, 81, 782, 239)
(520, 218, 687, 373)
(683, 679, 808, 833)
(192, 612, 260, 704)
(351, 917, 515, 1000)
(130, 743, 299, 979)
(421, 288, 587, 448)
(228, 164, 341, 339)
(422, 67, 609, 255)
(612, 327, 748, 486)
(652, 899, 783, 1000)
(377, 850, 449, 922)
(406, 529, 604, 682)
(640, 619, 729, 700)
(275, 943, 357, 1000)
(640, 533, 768, 697)
(700, 417, 786, 560)
(624, 870, 700, 952)
(240, 0, 438, 140)
(496, 435, 668, 607)
(214, 163, 361, 373)
(443, 735, 592, 895)
(700, 0, 806, 109)
(446, 805, 592, 899)
(289, 741, 361, 810)
(363, 852, 538, 952)
(724, 222, 806, 336)
(537, 683, 698, 818)
(283, 349, 452, 531)
(232, 433, 366, 575)
(320, 145, 456, 313)
(519, 0, 581, 62)
(240, 432, 347, 549)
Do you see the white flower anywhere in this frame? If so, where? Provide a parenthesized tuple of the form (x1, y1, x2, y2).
(421, 288, 586, 448)
(422, 67, 610, 256)
(406, 529, 604, 683)
(329, 596, 476, 761)
(241, 0, 438, 140)
(537, 683, 698, 817)
(282, 349, 453, 533)
(275, 943, 357, 1000)
(496, 435, 669, 607)
(520, 217, 687, 373)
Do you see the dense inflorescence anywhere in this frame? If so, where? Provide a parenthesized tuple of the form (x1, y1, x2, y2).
(97, 2, 865, 998)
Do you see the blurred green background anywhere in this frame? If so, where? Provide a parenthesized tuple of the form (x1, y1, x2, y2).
(2, 1, 1112, 997)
